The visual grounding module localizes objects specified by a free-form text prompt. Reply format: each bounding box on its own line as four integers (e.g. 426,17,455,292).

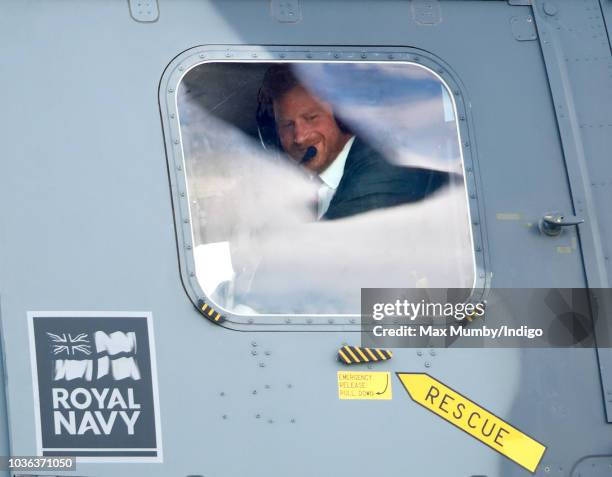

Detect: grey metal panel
0,1,608,476
531,0,612,421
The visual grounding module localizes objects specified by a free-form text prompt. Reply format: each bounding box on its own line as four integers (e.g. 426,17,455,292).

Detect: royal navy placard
28,312,163,462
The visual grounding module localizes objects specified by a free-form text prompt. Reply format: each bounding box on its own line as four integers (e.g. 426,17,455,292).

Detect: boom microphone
300,146,317,165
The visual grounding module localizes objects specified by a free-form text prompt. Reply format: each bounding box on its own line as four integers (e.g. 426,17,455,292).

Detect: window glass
178,62,474,314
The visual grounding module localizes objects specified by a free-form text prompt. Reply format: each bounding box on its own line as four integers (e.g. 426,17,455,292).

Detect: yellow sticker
338,371,392,400
496,213,522,220
396,373,546,473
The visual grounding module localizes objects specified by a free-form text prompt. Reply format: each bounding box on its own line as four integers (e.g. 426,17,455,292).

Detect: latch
539,213,584,236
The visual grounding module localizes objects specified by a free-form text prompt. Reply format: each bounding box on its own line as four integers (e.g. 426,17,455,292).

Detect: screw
425,362,431,368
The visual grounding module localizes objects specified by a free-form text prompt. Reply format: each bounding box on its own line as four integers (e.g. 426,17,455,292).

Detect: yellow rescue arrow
396,373,546,473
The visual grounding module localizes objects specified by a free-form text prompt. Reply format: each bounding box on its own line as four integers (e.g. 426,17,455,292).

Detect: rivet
466,166,472,172
334,53,340,58
464,141,470,148
264,350,271,356
265,384,271,389
285,318,292,324
470,193,476,199
180,192,185,197
413,56,420,62
177,165,182,171
268,419,274,424
186,244,192,250
388,54,394,59
174,139,180,145
252,390,257,395
544,465,551,473
290,418,296,423
170,113,176,119
252,53,258,58
287,384,293,389
429,349,436,356
306,318,313,324
417,350,423,356
225,52,232,58
199,53,205,58
255,414,261,419
279,53,286,58
437,69,444,74
248,318,254,324
454,90,460,96
251,350,258,356
306,53,312,59
350,318,357,324
184,218,189,224
459,115,466,121
476,245,482,252
473,220,479,226
251,341,258,347
168,88,174,93
328,319,334,324
222,414,228,419
259,362,265,368
178,66,184,71
424,361,431,368
361,53,367,58
219,392,225,397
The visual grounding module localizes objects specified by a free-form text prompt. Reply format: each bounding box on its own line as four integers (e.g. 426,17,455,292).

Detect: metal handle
539,213,584,236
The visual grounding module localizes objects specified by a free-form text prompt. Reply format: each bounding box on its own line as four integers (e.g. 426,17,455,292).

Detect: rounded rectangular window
175,59,477,315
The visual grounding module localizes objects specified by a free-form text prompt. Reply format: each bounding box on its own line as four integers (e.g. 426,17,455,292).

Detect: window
163,48,483,319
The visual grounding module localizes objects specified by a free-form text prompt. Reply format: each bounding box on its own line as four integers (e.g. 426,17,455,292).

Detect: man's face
274,86,351,174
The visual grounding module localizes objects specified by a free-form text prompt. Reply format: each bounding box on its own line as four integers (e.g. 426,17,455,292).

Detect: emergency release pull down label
338,371,392,400
396,373,546,473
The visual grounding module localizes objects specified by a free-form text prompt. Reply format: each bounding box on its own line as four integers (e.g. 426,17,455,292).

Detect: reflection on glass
178,62,474,314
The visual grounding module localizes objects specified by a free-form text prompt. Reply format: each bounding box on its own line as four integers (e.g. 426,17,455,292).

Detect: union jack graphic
46,332,92,356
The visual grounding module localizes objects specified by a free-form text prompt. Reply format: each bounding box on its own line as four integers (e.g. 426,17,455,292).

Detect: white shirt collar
318,136,355,189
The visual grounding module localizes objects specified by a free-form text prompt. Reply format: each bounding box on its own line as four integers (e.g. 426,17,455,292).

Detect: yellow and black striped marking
197,299,225,324
338,345,392,365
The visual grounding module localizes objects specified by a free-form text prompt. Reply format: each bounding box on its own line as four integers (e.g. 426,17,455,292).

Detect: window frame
159,45,489,330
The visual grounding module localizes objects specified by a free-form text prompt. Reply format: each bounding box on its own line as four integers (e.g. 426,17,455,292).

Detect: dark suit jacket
323,138,450,220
